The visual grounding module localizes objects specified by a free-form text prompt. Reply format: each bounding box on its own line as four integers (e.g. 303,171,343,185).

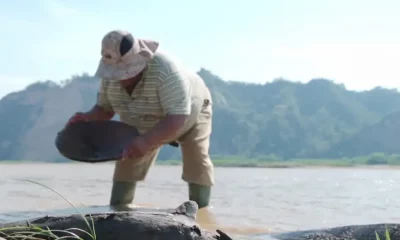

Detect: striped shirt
96,51,211,135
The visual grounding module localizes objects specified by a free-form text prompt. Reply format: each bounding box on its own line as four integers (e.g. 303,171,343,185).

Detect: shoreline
1,160,400,169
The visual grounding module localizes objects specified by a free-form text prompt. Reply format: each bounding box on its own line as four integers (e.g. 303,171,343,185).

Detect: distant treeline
2,69,400,162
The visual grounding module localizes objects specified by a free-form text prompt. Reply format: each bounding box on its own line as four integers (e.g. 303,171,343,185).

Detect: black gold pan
55,120,179,163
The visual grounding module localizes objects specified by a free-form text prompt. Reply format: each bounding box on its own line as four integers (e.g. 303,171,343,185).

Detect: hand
122,136,153,160
66,112,89,126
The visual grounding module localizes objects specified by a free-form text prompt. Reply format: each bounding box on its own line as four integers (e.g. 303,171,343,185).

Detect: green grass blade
64,228,93,238
376,231,381,240
385,227,391,240
13,179,96,240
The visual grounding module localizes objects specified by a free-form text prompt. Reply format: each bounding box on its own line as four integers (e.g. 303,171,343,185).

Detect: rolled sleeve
158,71,191,115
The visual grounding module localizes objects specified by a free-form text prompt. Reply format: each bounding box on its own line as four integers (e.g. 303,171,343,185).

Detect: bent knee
182,157,214,186
113,150,159,182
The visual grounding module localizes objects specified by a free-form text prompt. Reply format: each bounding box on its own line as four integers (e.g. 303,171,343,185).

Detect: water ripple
0,163,400,239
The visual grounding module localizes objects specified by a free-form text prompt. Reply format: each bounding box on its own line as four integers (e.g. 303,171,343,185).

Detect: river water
0,163,399,239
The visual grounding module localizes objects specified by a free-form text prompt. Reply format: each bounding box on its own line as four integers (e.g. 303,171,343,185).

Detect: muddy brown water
1,163,399,239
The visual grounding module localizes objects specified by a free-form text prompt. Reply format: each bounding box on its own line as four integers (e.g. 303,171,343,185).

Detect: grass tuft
375,226,391,240
0,179,96,240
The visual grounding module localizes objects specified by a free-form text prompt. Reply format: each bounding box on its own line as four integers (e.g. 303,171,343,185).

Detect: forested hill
1,68,400,162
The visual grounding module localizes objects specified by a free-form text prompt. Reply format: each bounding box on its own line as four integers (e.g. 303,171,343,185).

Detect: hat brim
94,54,147,81
94,38,159,81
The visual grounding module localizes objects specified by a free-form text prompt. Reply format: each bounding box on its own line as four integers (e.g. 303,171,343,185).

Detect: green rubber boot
188,183,211,209
109,181,136,211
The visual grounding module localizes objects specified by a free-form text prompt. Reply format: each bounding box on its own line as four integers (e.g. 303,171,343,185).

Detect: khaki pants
112,101,214,187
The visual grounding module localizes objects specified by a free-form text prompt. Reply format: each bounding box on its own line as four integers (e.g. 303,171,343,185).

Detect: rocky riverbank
0,201,399,240
264,223,400,240
0,201,233,240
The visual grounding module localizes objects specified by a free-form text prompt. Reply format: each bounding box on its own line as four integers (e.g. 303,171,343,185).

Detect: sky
0,0,399,98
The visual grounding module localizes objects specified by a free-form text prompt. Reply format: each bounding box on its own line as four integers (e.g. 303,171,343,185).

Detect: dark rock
0,201,232,240
268,223,400,240
1,201,399,240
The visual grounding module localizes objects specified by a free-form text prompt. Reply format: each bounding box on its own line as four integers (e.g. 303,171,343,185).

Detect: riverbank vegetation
2,152,400,168
157,152,400,168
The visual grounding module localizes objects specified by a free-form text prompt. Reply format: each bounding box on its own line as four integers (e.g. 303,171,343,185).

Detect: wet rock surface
0,201,232,240
266,223,400,240
1,201,399,240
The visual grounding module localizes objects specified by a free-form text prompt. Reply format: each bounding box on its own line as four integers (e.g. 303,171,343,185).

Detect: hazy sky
1,0,399,98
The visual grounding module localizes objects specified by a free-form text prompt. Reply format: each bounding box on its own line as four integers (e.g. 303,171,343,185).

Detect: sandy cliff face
0,77,99,161
18,80,99,161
